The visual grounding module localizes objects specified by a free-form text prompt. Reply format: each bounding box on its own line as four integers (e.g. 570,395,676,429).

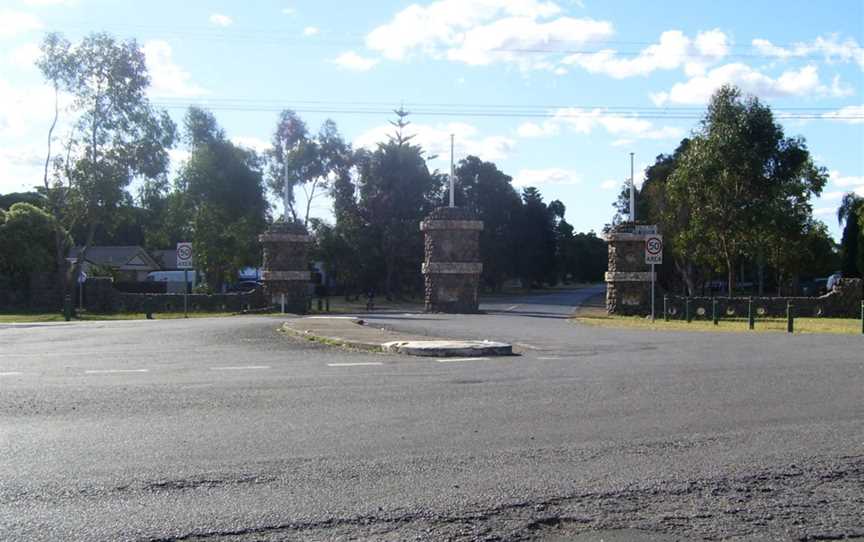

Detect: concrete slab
280,316,513,357
382,340,512,357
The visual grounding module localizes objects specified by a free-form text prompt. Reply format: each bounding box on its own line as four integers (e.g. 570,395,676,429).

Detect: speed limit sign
645,235,663,265
176,242,194,269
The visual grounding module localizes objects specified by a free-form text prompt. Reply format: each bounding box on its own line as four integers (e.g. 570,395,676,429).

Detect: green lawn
0,311,241,323
573,314,863,335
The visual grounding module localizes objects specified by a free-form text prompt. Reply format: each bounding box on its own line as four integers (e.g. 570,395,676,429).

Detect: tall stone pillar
259,221,311,314
604,222,656,315
420,207,483,313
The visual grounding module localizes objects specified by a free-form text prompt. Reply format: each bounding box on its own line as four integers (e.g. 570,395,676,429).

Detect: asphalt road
1,288,862,541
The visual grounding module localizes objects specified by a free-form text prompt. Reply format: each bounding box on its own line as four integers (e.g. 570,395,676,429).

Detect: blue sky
1,0,862,240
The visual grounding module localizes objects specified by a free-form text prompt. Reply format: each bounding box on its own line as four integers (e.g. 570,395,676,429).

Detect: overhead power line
54,22,863,60
148,98,864,121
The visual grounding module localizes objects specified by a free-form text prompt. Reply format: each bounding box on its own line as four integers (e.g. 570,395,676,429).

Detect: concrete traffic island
280,316,513,357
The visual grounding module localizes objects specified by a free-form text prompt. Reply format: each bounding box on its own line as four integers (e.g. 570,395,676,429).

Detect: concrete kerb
279,316,513,357
382,340,512,357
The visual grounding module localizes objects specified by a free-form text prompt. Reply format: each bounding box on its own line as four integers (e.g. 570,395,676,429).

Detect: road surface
1,288,862,541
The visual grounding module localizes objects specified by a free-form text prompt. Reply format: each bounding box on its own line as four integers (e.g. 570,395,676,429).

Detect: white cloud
651,63,842,105
22,0,78,5
332,51,379,72
814,207,835,217
563,29,729,78
821,191,846,201
600,179,620,190
823,170,864,198
281,7,296,16
517,120,559,138
209,13,233,27
303,26,320,37
0,141,60,195
0,10,43,39
0,79,61,139
517,108,683,141
364,0,612,72
354,121,515,162
514,168,581,187
6,42,41,70
142,40,208,98
695,29,729,58
752,34,864,69
822,104,864,124
231,136,272,154
829,170,864,190
446,16,613,69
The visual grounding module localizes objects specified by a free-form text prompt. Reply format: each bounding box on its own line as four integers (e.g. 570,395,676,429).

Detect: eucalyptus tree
266,111,351,226
177,107,268,290
837,192,863,278
36,32,176,289
666,85,826,295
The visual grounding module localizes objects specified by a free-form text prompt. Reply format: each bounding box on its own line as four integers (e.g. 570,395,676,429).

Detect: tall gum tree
36,32,176,291
666,85,826,296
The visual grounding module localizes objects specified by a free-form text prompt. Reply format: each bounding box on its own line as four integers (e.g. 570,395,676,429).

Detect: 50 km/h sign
176,242,194,269
645,234,663,265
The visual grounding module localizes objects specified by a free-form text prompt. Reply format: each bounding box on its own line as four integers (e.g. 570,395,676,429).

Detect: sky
1,0,862,240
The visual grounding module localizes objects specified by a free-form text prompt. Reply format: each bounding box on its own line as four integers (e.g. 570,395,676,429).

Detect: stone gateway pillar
259,221,311,314
604,222,657,316
420,207,483,313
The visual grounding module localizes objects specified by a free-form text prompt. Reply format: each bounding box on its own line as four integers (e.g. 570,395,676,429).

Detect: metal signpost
645,234,663,321
176,242,194,318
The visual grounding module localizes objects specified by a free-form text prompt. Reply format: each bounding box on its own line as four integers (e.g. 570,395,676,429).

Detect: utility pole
629,152,636,222
449,134,455,208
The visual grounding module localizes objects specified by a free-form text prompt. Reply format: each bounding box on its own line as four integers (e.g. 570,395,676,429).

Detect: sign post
176,242,194,318
645,234,663,321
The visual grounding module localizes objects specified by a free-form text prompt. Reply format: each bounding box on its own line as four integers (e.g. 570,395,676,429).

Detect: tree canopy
630,85,829,296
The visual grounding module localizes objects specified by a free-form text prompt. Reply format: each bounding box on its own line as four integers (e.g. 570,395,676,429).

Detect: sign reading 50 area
176,242,194,269
645,234,663,265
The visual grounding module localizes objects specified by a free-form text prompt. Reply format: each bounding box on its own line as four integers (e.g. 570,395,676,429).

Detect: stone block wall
259,221,311,314
421,207,483,313
605,222,657,316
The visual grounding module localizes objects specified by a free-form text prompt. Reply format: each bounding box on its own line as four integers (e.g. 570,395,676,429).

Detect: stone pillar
604,222,656,315
420,207,483,313
259,221,311,314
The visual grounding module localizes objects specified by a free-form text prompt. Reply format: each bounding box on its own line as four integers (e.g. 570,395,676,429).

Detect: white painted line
505,305,519,311
436,357,492,363
0,371,23,376
537,356,563,360
327,362,383,367
84,369,149,374
514,342,542,351
209,366,271,371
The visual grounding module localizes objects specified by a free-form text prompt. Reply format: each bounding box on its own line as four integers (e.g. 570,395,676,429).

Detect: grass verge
573,314,863,335
0,311,241,323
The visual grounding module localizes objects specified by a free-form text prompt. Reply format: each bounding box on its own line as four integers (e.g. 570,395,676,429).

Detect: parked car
146,270,197,294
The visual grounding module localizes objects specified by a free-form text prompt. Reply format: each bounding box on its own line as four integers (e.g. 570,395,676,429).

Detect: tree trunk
727,261,735,298
674,258,695,296
757,250,765,296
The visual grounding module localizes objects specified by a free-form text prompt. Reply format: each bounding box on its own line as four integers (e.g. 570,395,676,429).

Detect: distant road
1,288,862,541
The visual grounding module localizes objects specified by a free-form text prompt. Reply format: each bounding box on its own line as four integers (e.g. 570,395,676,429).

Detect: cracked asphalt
1,287,862,541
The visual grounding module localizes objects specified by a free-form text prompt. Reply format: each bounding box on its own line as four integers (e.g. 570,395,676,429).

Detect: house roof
71,246,161,271
152,249,177,270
